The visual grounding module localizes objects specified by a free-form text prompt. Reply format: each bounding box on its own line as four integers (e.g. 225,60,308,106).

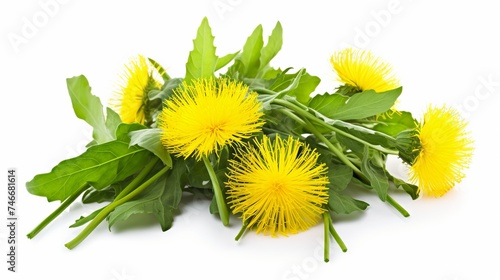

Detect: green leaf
115,123,146,140
258,22,283,73
309,87,402,120
269,69,320,104
361,147,389,201
265,109,304,137
391,176,419,200
129,128,172,167
82,187,115,204
328,190,369,214
215,51,240,71
107,160,186,231
81,175,131,204
148,57,171,81
373,111,417,137
260,67,282,80
274,69,305,98
326,163,353,192
184,17,217,83
336,133,364,155
287,73,320,104
309,93,348,116
67,75,116,144
333,121,396,150
105,107,122,138
349,177,373,190
185,158,211,189
149,78,183,101
26,133,151,202
231,24,264,78
314,149,358,197
335,84,361,96
69,207,103,228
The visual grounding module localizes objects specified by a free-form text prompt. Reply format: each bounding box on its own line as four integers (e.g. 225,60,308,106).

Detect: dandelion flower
330,48,399,93
227,135,329,236
409,105,474,197
111,55,162,124
158,78,264,160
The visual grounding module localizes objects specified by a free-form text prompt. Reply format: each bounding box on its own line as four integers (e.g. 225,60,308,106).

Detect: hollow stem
273,98,410,218
387,195,410,217
65,165,170,249
303,119,363,177
202,156,229,226
27,183,90,239
235,222,247,241
323,212,330,262
328,214,347,252
272,99,398,155
115,157,159,201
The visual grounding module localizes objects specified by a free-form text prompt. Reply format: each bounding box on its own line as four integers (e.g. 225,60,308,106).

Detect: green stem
274,99,410,218
115,157,159,201
327,124,398,155
323,212,330,262
253,87,279,96
272,99,398,155
305,118,410,218
328,214,347,252
27,183,90,239
277,108,307,126
386,195,410,217
202,156,229,226
303,119,363,177
235,222,247,241
65,165,170,249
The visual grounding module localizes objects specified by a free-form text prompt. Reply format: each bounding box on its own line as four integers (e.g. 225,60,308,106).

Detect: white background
1,1,499,279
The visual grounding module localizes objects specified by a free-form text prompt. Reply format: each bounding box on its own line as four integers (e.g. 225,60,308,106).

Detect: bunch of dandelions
25,18,475,264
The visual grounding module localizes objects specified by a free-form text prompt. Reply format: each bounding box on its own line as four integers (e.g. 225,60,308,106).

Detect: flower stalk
65,165,170,249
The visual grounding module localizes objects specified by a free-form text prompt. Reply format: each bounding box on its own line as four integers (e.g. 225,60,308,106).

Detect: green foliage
108,160,185,231
215,51,240,71
67,75,118,144
184,17,218,83
373,111,417,136
148,57,171,82
361,147,390,201
26,133,151,202
309,87,402,120
149,78,183,101
228,21,283,79
258,22,283,74
130,128,172,167
27,19,432,251
328,190,369,214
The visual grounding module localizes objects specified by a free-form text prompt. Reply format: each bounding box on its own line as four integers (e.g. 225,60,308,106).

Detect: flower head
409,105,474,197
158,78,264,160
227,135,329,236
330,48,399,93
111,55,162,124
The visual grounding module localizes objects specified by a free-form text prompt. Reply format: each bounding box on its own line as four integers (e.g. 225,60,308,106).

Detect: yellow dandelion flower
409,105,474,197
158,78,264,160
227,135,329,236
330,48,399,93
111,55,162,124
